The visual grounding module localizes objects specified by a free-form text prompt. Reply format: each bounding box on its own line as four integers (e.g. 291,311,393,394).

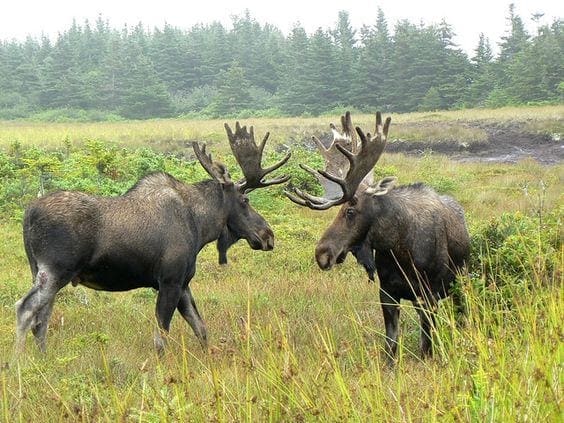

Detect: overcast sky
0,1,561,55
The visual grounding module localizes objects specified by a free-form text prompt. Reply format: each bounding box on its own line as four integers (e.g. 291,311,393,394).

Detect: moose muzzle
248,227,274,251
315,244,341,271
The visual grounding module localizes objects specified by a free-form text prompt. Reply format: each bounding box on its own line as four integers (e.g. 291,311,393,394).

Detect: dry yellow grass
1,104,562,152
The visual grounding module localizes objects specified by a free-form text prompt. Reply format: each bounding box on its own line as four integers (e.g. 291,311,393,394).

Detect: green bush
469,208,562,308
484,88,517,109
0,140,292,218
0,142,168,216
280,146,324,196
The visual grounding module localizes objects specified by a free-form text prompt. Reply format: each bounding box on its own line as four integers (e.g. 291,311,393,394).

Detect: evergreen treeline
0,5,562,120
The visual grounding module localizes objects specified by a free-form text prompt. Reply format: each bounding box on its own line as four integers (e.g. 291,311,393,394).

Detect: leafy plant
469,207,562,310
280,146,324,196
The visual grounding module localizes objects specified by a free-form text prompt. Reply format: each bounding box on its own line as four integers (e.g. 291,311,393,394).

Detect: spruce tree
305,28,340,114
466,33,496,106
149,24,186,94
0,9,560,118
494,2,530,101
354,7,393,109
506,20,563,103
499,3,529,63
208,61,252,116
118,33,173,119
278,24,310,115
331,11,357,106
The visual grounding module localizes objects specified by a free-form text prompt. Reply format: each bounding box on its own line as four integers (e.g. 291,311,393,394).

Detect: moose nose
315,245,335,270
260,227,274,251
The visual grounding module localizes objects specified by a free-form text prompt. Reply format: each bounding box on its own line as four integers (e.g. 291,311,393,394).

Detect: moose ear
366,176,397,197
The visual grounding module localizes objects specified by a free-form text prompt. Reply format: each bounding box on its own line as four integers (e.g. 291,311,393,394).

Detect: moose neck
184,180,229,251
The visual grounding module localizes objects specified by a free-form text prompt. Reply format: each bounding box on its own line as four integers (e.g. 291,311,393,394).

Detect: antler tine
288,111,391,211
383,116,392,138
330,111,355,143
343,110,360,153
285,187,344,210
316,169,347,189
249,173,291,190
329,122,342,144
245,149,291,192
311,135,328,154
309,112,359,199
376,110,382,130
262,150,291,175
334,142,355,164
224,122,290,193
192,142,232,185
286,188,333,209
355,113,391,151
293,187,329,205
298,163,344,200
299,163,320,179
257,129,268,155
340,111,353,137
284,189,309,207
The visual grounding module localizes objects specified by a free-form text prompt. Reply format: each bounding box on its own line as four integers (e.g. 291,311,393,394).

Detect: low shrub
468,208,562,309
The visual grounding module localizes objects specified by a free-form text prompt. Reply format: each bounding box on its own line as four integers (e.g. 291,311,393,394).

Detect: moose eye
345,208,356,219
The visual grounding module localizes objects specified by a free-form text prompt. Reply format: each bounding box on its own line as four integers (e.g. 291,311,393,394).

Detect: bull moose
15,122,290,355
287,112,470,360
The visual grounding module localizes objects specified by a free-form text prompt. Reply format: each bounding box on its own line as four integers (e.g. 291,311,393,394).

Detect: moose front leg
216,228,239,265
350,241,376,282
380,289,400,361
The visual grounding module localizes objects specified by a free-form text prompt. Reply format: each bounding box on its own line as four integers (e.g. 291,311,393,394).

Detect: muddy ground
385,121,563,165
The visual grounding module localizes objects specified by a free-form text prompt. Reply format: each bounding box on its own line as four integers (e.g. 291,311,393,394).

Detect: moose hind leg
415,300,437,358
15,269,59,354
154,285,183,355
31,296,56,353
451,284,467,327
177,288,208,349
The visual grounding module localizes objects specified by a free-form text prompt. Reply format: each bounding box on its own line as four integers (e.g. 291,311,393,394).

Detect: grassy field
1,105,563,153
0,107,562,421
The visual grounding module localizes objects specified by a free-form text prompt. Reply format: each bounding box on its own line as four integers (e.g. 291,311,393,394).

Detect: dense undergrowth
0,120,562,421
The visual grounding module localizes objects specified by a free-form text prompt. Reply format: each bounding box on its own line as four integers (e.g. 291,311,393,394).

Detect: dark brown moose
16,123,290,355
287,112,470,360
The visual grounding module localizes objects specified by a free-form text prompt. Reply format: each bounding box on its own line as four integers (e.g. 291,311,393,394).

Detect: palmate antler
308,111,376,199
225,122,291,192
286,111,391,210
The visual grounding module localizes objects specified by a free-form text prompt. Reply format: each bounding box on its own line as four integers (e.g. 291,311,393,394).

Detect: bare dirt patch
386,121,563,164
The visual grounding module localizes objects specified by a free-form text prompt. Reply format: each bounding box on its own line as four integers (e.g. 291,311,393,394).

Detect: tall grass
0,111,562,421
1,228,560,421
